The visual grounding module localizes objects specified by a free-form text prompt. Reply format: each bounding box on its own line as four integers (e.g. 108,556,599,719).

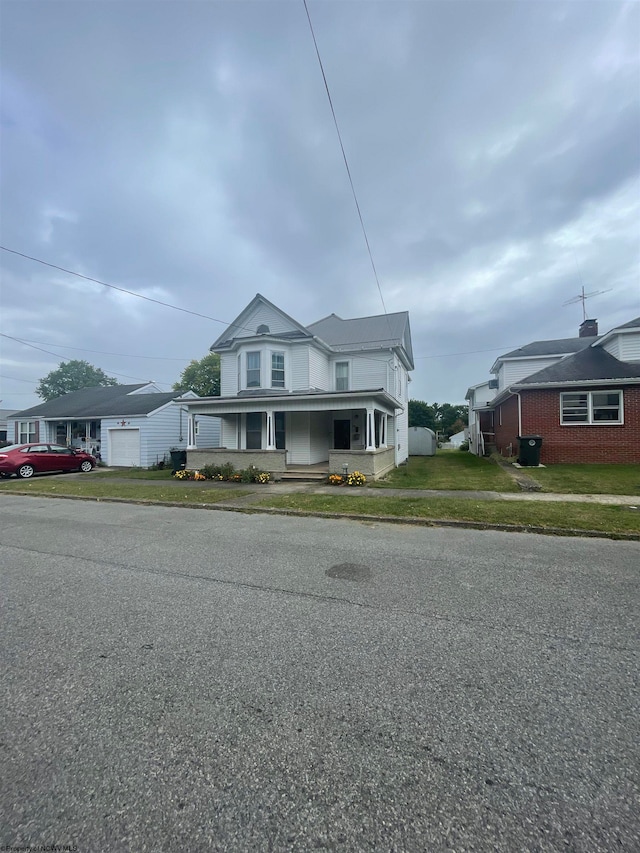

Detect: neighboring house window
237,355,241,392
246,352,261,388
19,421,36,443
560,391,623,424
336,362,349,391
246,412,262,449
271,352,285,388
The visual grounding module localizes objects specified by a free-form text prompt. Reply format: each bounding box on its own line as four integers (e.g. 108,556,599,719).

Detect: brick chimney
579,318,598,337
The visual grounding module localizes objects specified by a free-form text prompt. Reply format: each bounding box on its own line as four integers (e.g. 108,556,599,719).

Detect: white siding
233,304,300,339
620,333,640,363
287,412,310,464
220,354,238,396
309,412,330,463
350,354,387,392
602,338,621,359
309,348,330,390
503,356,563,385
291,348,309,391
221,416,238,448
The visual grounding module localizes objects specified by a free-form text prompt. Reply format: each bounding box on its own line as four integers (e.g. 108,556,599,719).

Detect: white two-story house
182,294,414,480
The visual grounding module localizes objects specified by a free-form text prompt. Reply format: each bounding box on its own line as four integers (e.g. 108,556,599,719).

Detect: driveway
1,495,638,851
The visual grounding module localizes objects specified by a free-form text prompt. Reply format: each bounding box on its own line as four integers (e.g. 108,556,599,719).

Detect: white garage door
109,428,140,467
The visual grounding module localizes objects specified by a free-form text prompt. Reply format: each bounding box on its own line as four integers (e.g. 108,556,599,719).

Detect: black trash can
170,449,187,473
517,435,543,467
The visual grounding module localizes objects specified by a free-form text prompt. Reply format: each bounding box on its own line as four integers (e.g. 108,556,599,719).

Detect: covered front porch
45,419,101,457
180,389,400,481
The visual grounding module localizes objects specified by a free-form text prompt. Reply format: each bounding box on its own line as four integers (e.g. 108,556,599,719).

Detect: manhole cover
326,563,372,582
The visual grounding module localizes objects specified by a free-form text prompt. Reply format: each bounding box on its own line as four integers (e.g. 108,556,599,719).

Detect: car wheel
17,464,35,479
80,460,94,473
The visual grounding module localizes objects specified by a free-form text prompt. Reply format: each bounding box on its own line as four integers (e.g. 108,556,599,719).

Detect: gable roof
9,384,187,419
515,346,640,387
211,293,312,349
610,316,640,331
308,310,414,368
496,336,597,361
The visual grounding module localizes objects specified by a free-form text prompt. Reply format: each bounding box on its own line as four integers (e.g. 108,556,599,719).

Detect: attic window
257,324,270,334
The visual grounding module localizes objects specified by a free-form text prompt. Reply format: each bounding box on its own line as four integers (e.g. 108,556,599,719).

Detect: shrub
458,440,470,452
345,471,366,487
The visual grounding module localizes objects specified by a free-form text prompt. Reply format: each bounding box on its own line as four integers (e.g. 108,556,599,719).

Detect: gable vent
256,324,270,334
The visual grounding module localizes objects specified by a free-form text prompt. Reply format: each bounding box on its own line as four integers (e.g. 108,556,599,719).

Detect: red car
0,443,97,479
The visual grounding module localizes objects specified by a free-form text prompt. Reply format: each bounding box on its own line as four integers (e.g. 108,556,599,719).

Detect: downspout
515,390,522,437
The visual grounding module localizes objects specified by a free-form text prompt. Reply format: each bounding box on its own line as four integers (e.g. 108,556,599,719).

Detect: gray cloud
1,0,638,410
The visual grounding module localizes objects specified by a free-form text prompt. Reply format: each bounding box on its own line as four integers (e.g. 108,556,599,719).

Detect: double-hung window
560,391,623,425
271,352,285,388
335,361,349,392
19,421,36,443
246,351,261,388
246,412,262,449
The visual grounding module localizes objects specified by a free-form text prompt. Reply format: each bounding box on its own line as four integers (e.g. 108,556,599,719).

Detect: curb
3,490,639,542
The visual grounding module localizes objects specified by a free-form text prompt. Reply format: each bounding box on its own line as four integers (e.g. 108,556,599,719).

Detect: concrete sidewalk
85,469,640,506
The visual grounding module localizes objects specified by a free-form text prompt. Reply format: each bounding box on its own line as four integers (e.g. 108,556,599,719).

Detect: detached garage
7,383,221,468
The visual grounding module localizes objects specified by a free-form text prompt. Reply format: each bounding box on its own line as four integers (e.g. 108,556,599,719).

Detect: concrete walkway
84,469,640,506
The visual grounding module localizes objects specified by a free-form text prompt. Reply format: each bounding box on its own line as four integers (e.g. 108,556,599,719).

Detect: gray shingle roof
498,336,598,360
9,385,186,419
613,316,640,330
517,347,640,385
307,311,413,365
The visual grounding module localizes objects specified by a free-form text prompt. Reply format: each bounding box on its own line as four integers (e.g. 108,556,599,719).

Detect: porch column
265,409,276,450
187,413,197,449
366,407,375,451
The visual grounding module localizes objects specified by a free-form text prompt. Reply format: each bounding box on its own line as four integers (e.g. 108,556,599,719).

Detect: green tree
436,404,468,437
36,360,118,401
173,353,221,397
409,400,469,435
408,400,436,429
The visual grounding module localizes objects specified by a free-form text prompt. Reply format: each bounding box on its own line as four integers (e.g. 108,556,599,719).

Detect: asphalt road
1,494,638,852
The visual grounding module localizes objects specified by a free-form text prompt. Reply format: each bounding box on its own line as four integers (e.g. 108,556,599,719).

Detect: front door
333,419,350,450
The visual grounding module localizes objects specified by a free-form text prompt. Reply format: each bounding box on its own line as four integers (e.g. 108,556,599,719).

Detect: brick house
467,317,640,464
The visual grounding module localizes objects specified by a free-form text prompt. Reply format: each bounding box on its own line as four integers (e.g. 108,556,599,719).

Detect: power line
14,338,191,362
0,374,38,384
0,333,156,384
0,245,255,332
0,246,526,362
302,0,388,317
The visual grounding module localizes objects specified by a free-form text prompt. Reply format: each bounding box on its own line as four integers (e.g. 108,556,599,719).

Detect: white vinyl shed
408,427,436,456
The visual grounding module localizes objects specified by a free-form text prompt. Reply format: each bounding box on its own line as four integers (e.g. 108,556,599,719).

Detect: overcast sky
1,0,639,412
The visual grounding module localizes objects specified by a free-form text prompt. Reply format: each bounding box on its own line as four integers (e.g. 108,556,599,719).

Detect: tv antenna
563,286,612,322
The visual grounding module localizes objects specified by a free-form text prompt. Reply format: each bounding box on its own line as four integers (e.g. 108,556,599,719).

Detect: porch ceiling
180,389,399,417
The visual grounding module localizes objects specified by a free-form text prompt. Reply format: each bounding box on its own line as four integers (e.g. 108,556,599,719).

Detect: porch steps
280,468,328,482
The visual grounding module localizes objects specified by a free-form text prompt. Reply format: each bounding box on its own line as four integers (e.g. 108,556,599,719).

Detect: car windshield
0,444,24,453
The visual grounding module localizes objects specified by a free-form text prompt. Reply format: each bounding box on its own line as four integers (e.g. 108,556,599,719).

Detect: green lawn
0,478,249,504
88,467,175,479
524,463,640,495
254,493,640,536
373,451,518,492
